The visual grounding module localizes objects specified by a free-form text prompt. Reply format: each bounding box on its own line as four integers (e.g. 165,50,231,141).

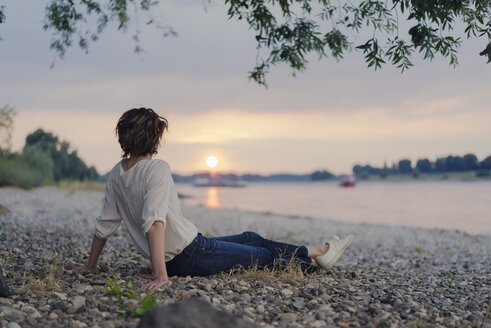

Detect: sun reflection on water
205,187,220,208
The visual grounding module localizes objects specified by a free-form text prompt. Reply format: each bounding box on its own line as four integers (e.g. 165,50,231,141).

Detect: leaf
141,294,157,311
479,42,491,63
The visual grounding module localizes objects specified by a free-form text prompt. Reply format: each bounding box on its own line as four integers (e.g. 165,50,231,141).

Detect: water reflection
205,187,220,208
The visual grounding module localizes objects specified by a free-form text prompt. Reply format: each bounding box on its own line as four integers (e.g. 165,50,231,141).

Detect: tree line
0,106,99,188
353,154,491,179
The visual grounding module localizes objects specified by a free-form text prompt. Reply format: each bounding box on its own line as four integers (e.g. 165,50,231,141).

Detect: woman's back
96,159,198,261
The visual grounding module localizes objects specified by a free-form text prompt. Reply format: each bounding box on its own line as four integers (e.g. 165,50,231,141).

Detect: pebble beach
0,186,490,327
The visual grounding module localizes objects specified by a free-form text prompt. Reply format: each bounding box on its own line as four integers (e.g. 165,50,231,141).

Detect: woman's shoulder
107,161,123,179
146,159,171,176
148,159,170,169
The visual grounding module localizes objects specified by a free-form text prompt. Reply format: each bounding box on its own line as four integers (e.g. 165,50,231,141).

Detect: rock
48,312,58,320
52,300,70,311
99,321,117,328
0,306,25,321
309,321,326,328
292,298,304,310
138,298,255,328
8,323,22,328
52,292,68,301
280,289,294,298
28,310,42,319
239,293,251,302
11,288,27,296
23,260,35,271
279,313,297,323
71,296,86,311
99,263,110,272
0,270,10,298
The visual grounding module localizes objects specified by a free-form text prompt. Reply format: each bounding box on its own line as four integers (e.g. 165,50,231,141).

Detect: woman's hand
142,276,173,291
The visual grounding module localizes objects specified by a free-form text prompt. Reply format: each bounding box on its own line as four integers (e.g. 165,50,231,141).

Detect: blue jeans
165,232,314,276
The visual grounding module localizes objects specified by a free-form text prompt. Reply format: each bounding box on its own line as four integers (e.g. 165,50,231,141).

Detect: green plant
287,230,296,238
105,277,138,299
131,293,157,316
448,251,454,258
106,277,159,318
117,292,158,318
414,247,424,254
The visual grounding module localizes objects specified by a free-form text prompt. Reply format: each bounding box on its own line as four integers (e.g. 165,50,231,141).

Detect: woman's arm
142,221,172,291
76,235,107,272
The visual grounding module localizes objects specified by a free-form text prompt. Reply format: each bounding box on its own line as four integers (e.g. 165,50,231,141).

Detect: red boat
340,175,356,187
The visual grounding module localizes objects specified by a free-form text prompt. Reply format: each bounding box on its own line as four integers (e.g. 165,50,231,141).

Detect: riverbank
0,187,489,327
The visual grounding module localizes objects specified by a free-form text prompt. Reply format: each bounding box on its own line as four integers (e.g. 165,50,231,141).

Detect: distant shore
352,172,491,182
0,187,489,327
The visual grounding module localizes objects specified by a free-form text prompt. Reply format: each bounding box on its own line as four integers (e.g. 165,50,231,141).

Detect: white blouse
95,159,198,262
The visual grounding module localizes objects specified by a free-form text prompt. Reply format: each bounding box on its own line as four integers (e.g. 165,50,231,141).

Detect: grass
222,254,310,283
414,247,425,254
56,179,106,191
23,260,62,292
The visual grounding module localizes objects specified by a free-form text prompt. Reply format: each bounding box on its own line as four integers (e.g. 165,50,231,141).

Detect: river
176,180,491,235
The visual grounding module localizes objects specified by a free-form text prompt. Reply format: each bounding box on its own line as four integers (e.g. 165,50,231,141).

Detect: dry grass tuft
223,254,312,283
24,261,62,292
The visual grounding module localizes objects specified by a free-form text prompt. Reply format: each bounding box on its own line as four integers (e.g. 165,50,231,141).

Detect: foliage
353,153,491,178
41,0,177,62
24,128,99,181
0,105,16,151
416,159,432,173
0,1,489,85
0,152,50,189
105,277,159,318
127,293,157,317
0,126,99,189
310,169,335,180
105,277,138,298
398,159,412,174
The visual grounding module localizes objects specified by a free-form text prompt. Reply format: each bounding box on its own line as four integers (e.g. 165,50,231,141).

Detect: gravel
0,186,490,328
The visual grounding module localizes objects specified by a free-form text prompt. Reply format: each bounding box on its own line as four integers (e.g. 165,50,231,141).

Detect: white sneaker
316,234,355,270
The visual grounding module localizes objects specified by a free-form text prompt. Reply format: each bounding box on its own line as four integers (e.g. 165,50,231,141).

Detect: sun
206,155,218,168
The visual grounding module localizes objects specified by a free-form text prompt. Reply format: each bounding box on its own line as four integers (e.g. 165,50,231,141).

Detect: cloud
1,0,489,115
11,104,491,174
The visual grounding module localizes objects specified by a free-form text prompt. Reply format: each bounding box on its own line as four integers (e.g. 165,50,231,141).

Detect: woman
78,108,354,291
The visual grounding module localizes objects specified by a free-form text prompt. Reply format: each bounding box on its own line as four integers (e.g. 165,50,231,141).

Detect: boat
340,175,356,187
192,176,246,188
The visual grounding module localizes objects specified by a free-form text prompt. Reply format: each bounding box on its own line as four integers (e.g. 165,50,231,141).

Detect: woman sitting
77,108,354,291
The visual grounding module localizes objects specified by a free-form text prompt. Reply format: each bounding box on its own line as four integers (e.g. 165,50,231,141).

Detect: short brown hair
116,108,168,158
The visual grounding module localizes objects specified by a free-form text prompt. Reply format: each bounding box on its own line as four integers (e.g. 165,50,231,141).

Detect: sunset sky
1,1,490,175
